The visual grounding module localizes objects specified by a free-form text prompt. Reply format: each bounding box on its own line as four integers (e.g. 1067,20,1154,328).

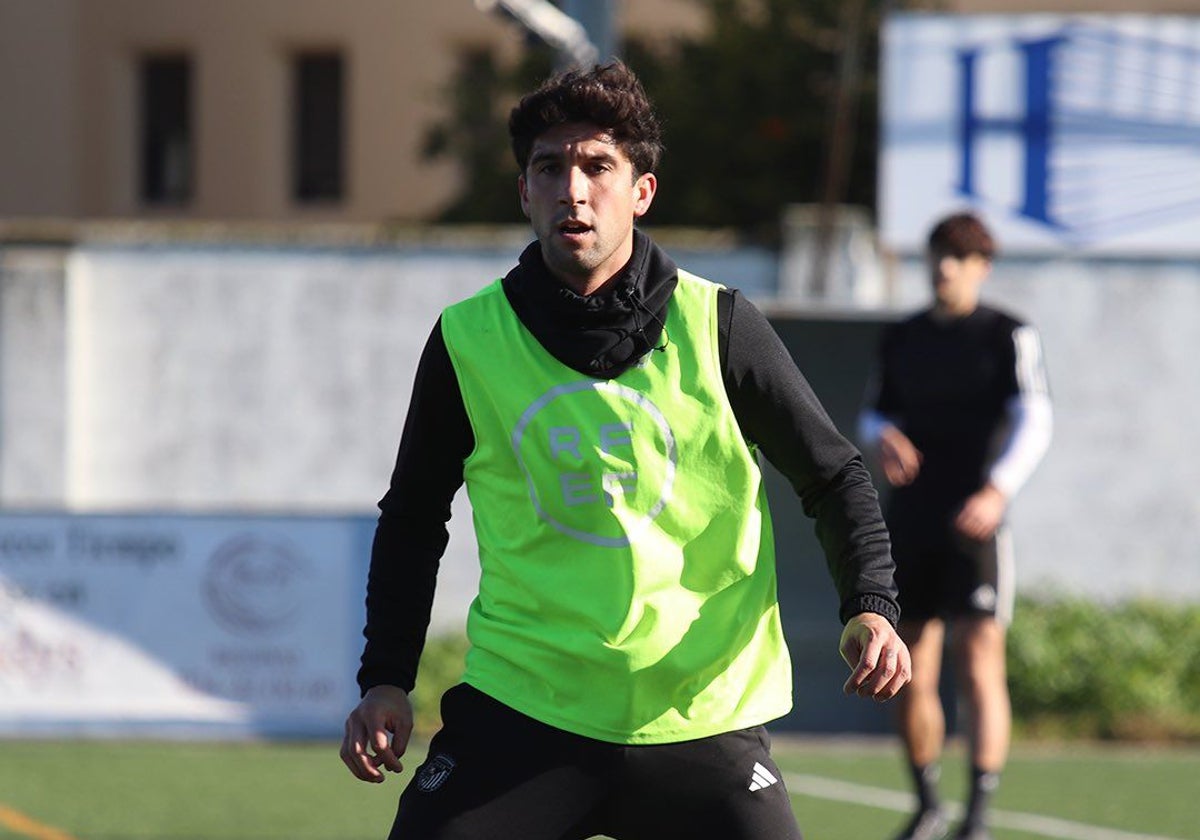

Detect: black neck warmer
501,229,679,379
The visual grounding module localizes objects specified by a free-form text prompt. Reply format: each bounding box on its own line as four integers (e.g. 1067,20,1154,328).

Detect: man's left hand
955,482,1007,541
839,612,911,702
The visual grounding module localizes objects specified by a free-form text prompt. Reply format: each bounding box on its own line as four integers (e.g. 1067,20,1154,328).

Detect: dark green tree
422,0,883,238
421,46,554,224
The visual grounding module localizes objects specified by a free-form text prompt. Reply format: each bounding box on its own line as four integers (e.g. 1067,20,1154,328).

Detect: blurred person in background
341,60,911,840
859,212,1053,840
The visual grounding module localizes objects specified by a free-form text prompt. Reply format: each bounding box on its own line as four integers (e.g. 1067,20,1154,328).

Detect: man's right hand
340,684,413,783
879,425,923,487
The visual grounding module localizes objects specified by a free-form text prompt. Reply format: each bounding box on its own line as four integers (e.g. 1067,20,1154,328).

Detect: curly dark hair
928,212,997,259
508,61,664,176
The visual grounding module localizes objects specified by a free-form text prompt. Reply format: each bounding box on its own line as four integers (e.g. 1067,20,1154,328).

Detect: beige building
1,0,1196,224
0,0,703,224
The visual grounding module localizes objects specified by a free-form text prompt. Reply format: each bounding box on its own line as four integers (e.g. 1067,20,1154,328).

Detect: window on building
293,52,345,202
139,55,193,205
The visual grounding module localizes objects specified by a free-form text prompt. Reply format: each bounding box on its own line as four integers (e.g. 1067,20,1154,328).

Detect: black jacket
358,230,898,694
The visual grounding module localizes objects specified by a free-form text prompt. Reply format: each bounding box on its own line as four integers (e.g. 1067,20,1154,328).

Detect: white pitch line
784,773,1187,840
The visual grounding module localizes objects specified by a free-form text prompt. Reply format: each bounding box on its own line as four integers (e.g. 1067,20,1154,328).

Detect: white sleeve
856,371,895,448
857,408,892,449
988,325,1053,497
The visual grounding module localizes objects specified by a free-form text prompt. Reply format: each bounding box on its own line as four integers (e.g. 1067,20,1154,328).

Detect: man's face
518,122,656,295
928,248,990,314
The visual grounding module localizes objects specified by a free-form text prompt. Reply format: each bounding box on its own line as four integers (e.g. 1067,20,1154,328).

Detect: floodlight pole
810,0,867,299
560,0,617,64
474,0,603,69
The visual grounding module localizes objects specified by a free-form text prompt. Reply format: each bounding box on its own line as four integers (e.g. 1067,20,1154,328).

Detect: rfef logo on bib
511,381,676,548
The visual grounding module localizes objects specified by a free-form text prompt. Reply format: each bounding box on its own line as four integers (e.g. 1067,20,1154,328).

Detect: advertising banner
881,14,1200,256
0,513,373,737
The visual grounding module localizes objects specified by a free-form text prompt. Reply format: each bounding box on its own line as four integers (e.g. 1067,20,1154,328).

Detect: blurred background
1,0,1198,753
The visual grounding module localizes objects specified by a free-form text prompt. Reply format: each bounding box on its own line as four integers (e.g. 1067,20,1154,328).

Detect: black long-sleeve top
358,232,898,695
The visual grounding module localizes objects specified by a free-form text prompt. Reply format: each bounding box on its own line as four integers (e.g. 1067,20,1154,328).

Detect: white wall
63,241,516,632
0,247,68,506
1,236,1196,625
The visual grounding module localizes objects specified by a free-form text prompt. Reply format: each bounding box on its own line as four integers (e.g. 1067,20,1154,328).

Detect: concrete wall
3,230,1197,733
0,247,69,506
2,234,1196,629
0,229,776,632
55,234,773,510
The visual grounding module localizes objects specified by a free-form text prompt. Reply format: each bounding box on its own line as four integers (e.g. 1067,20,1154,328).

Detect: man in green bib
341,61,910,839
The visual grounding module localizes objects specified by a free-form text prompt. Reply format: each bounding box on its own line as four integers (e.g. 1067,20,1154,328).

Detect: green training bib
440,270,793,743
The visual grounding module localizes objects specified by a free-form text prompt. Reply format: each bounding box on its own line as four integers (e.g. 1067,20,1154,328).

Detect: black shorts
887,505,1014,625
388,684,803,840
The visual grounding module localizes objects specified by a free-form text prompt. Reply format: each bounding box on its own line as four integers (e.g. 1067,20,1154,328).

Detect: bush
410,635,469,737
411,596,1200,742
1007,595,1200,741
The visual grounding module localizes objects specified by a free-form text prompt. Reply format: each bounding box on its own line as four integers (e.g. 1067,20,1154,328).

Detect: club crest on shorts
970,584,997,611
415,753,457,792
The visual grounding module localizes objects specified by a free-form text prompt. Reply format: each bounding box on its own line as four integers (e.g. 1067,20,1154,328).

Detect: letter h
956,34,1067,230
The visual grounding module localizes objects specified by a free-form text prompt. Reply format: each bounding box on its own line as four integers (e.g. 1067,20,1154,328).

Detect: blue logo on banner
955,23,1200,244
